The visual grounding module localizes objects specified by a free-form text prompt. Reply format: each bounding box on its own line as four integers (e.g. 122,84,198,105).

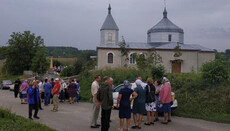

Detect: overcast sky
0,0,230,51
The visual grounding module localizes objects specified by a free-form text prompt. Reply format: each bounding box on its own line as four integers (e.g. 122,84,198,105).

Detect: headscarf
123,80,130,88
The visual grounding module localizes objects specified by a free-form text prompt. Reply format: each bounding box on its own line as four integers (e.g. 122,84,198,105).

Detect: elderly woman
144,78,156,125
117,80,138,131
154,80,162,122
160,77,172,124
68,79,77,104
132,80,146,129
28,80,40,120
20,80,29,104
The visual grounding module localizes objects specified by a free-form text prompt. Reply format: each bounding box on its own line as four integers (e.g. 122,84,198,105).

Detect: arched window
130,53,136,64
108,53,113,63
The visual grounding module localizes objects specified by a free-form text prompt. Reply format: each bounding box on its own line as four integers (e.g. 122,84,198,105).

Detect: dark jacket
28,86,40,104
145,84,156,103
97,82,113,110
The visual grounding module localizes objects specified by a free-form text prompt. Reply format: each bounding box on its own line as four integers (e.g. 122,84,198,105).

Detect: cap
55,78,59,81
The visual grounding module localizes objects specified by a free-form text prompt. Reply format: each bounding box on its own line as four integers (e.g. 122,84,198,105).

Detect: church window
108,33,112,41
108,53,113,63
168,34,172,42
130,53,136,64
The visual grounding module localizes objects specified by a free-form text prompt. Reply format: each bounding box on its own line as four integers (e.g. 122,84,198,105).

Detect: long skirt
20,91,27,100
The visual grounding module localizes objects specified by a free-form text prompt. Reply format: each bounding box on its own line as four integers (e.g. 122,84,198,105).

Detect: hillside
45,46,96,58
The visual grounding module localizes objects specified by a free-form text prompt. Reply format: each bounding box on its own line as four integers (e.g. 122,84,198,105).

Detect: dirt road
0,90,230,131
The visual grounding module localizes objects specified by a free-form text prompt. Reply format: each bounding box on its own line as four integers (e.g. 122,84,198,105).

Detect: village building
97,5,215,73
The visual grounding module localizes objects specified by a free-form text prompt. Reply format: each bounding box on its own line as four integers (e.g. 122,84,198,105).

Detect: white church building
97,5,215,73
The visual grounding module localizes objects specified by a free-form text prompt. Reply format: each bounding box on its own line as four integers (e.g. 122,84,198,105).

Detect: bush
61,66,75,77
201,60,229,85
151,65,165,80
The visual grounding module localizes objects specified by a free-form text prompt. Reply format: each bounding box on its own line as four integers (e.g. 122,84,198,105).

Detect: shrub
151,65,165,80
201,60,229,85
61,66,75,77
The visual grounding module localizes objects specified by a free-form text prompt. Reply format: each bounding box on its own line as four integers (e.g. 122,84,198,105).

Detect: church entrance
171,60,182,73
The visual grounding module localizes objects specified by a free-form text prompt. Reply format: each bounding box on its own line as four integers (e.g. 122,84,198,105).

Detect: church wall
149,32,183,43
97,48,121,69
197,52,215,71
156,50,198,73
100,30,118,44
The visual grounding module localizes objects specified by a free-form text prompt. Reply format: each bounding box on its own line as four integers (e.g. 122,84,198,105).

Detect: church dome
147,8,184,34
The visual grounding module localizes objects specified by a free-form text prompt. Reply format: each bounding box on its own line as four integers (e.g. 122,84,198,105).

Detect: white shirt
91,80,99,96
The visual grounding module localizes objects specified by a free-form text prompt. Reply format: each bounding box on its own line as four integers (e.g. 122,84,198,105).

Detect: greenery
151,65,165,80
201,59,229,85
167,73,230,123
3,31,47,75
46,47,96,58
0,108,55,131
31,46,48,74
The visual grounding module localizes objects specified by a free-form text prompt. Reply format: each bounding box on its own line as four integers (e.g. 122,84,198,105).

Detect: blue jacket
28,86,39,104
44,82,52,93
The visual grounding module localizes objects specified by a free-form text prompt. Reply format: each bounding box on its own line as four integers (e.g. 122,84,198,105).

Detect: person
59,80,66,102
155,80,162,122
51,78,61,112
117,80,138,131
90,75,101,128
132,80,146,129
50,78,55,104
20,80,29,104
64,80,69,100
160,77,172,124
97,76,113,131
44,79,52,106
76,80,80,102
14,78,21,98
38,80,43,110
28,80,40,120
68,79,77,104
144,78,156,125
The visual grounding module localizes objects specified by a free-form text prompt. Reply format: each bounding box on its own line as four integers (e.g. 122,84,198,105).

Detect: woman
59,80,66,102
28,80,40,120
20,80,29,104
132,79,146,129
155,80,162,122
144,78,156,125
68,79,77,104
117,80,138,131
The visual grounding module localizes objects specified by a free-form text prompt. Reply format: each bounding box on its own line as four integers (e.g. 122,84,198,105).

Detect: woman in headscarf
132,80,146,129
20,80,29,104
144,78,156,125
117,80,137,131
68,79,77,104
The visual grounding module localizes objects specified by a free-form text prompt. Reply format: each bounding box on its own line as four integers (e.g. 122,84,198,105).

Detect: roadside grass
0,74,30,82
0,107,55,131
49,57,77,66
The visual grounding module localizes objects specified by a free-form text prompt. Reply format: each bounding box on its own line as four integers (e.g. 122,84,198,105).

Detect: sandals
144,122,151,126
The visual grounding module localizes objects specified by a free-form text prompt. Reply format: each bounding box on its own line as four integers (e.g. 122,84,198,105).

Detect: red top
52,82,61,95
160,83,172,104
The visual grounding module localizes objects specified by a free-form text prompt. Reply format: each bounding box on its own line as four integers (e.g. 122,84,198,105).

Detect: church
97,5,215,73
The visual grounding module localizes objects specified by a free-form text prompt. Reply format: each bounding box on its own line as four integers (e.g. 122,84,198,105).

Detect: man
51,78,61,112
90,75,101,128
14,78,21,98
97,76,113,131
50,78,55,104
160,77,172,124
44,79,52,106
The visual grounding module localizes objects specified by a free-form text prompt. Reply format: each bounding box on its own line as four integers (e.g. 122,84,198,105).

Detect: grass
0,107,55,131
0,74,30,82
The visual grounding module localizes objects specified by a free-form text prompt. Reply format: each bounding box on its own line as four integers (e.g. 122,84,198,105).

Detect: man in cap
51,78,61,112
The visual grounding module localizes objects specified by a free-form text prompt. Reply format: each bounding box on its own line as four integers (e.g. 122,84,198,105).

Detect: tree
4,31,45,75
31,46,48,74
225,49,230,59
118,36,129,67
0,46,8,60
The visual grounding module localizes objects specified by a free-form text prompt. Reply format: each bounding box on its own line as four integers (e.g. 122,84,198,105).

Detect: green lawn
0,108,55,131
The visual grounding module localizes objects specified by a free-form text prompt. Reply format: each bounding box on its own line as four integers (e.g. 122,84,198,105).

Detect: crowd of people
13,77,81,120
13,75,172,131
90,75,172,131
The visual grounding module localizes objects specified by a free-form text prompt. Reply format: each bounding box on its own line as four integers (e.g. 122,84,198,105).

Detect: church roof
98,42,214,52
147,8,184,34
100,4,119,31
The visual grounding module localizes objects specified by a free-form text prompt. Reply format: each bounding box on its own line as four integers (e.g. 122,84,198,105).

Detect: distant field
48,57,77,66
